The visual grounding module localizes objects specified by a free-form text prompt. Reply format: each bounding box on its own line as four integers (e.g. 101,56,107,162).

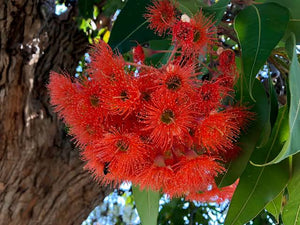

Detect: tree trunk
0,1,109,224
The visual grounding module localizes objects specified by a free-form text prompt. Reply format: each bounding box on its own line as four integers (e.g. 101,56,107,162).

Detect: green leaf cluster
223,3,300,225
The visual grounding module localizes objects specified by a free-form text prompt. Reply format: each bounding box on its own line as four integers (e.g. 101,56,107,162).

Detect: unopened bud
217,47,224,55
181,14,191,23
166,64,175,72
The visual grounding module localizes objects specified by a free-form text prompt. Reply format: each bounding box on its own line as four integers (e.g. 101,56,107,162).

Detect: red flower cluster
48,0,253,202
145,0,216,55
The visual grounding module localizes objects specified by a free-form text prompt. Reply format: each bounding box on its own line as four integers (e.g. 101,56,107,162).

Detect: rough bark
0,1,109,224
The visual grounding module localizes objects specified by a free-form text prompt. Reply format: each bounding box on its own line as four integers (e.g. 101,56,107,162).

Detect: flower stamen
161,109,175,124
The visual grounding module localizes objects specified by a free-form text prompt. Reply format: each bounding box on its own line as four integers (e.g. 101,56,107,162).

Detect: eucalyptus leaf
251,105,290,166
265,190,284,223
132,185,160,225
282,153,300,225
234,3,289,100
275,34,300,161
225,161,289,224
256,0,300,43
257,33,300,165
108,0,162,53
224,106,290,225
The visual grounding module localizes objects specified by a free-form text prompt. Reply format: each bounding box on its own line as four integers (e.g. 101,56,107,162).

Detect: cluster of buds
48,0,252,202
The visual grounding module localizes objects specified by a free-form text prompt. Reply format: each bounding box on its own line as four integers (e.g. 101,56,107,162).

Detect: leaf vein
113,20,148,51
294,204,300,225
290,99,300,133
230,107,287,225
249,5,261,102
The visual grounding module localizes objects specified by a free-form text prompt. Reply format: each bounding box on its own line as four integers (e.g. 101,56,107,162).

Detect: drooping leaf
224,160,289,225
271,34,300,163
282,153,300,225
234,3,289,100
257,33,300,165
256,0,300,43
220,3,290,184
224,106,290,225
108,0,162,53
132,185,160,225
265,190,284,223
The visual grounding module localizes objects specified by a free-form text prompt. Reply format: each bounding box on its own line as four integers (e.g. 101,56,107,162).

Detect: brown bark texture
0,1,109,224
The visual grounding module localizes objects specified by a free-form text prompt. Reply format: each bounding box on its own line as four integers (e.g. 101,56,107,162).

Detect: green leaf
234,3,289,100
251,105,290,166
176,0,204,16
225,162,289,224
132,185,160,225
224,107,290,225
265,190,284,223
256,0,300,44
282,153,300,225
224,161,289,225
202,0,230,23
258,33,300,165
276,34,300,161
108,0,161,53
78,0,94,19
145,39,172,66
177,0,230,23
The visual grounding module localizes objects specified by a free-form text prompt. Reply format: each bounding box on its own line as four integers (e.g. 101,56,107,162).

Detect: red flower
186,180,238,203
133,44,145,63
48,72,79,119
104,74,141,116
88,41,126,85
136,155,175,191
172,12,216,55
172,19,194,50
156,62,199,97
86,130,149,181
218,49,239,87
167,154,224,197
144,0,177,36
47,2,254,203
219,49,237,75
196,109,243,153
197,81,227,115
136,67,161,104
142,93,195,150
190,11,217,54
82,150,115,185
218,145,241,162
225,106,254,130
